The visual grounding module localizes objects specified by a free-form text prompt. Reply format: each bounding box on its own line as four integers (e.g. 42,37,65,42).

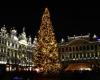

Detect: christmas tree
34,8,61,73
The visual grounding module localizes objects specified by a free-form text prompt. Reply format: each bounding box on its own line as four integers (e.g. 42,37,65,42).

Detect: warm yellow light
33,7,61,73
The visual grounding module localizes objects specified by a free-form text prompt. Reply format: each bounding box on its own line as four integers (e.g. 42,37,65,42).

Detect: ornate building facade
0,7,100,72
0,25,37,71
58,34,100,70
1,25,100,71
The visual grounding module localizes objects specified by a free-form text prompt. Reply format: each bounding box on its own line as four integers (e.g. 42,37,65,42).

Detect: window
76,47,78,51
1,48,3,53
95,45,97,50
62,48,64,52
95,53,98,57
79,46,82,50
91,53,94,57
73,54,75,58
80,53,82,58
76,54,78,58
69,47,72,51
8,41,10,46
7,51,9,56
91,45,94,50
62,55,64,59
12,43,14,47
70,54,72,58
83,46,86,50
66,47,68,51
16,44,18,48
4,48,6,53
87,45,89,50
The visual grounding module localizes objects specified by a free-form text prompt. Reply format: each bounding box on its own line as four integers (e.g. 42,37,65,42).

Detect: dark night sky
0,0,100,42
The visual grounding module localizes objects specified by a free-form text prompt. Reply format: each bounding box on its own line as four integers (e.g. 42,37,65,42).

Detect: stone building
0,25,37,71
58,34,100,70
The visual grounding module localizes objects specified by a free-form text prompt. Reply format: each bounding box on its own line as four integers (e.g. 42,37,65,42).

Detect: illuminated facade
0,8,100,72
0,25,37,71
58,34,100,70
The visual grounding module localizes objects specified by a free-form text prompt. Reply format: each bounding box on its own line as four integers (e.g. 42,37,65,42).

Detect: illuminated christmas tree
34,8,61,73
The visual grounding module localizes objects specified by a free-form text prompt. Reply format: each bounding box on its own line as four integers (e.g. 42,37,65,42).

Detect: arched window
12,43,14,47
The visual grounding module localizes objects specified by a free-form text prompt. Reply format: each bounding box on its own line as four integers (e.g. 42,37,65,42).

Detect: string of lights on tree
33,8,61,73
